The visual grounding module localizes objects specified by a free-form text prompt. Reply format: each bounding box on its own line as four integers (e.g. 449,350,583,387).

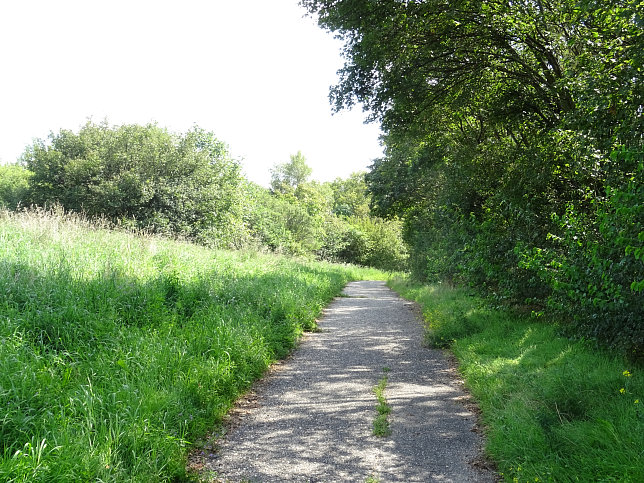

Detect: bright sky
0,0,383,186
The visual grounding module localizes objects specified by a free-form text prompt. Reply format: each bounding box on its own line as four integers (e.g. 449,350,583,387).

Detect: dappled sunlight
544,345,575,368
486,356,522,374
206,280,491,482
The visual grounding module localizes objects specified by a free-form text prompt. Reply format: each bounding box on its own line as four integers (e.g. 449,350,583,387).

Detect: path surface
202,281,495,482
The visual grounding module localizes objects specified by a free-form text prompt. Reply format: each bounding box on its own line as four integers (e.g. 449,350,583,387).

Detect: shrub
21,122,247,247
0,164,32,209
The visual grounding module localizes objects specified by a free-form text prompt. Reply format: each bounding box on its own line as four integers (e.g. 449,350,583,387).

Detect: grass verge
389,278,644,482
0,209,387,482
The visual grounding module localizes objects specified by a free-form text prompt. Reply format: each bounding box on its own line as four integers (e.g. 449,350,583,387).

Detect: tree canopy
302,0,643,357
270,150,313,194
21,121,247,246
302,0,642,142
0,164,32,210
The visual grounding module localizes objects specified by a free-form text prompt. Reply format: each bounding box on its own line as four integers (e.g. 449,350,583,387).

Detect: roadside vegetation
391,278,644,482
0,118,405,481
301,2,643,478
0,209,387,481
303,0,643,361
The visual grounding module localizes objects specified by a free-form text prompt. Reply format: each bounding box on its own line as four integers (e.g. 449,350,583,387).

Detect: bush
0,164,32,209
319,215,408,272
21,122,247,247
545,153,643,358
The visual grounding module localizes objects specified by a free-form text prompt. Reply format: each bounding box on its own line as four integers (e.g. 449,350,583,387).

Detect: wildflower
619,388,626,394
635,399,640,404
623,370,632,377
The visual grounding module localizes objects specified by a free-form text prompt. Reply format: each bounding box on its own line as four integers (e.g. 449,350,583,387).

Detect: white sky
0,0,383,186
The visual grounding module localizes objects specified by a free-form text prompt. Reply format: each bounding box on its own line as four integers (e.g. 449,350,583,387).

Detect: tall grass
390,278,644,482
0,209,383,481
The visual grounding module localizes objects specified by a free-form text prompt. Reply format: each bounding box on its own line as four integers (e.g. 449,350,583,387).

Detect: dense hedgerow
302,0,643,357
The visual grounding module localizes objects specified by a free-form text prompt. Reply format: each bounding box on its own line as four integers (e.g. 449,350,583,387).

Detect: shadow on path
202,281,496,482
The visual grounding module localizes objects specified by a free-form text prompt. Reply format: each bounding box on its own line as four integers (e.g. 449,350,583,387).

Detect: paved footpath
202,281,496,482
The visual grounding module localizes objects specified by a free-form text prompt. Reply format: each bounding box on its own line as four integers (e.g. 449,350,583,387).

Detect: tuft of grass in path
0,209,387,482
390,278,644,483
372,367,392,437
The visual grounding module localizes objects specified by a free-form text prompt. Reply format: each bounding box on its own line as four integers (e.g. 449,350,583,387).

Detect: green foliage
330,172,371,218
0,209,385,481
14,127,408,272
391,278,644,482
248,155,409,271
0,164,32,209
295,179,334,218
303,0,580,128
252,154,332,256
270,150,313,195
339,216,408,272
303,0,643,355
533,152,644,357
247,185,325,256
247,186,408,271
21,121,247,247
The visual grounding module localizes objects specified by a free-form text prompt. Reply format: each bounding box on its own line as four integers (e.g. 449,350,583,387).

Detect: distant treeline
303,0,643,358
0,121,407,272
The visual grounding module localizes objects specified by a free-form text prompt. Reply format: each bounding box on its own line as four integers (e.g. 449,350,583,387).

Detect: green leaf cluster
303,0,643,356
20,121,247,248
0,164,32,210
250,164,408,271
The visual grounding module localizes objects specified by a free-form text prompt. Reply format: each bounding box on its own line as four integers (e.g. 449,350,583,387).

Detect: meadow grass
0,209,386,482
390,278,644,482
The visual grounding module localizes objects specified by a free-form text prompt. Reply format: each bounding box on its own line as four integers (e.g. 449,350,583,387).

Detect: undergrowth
0,209,386,482
390,278,644,482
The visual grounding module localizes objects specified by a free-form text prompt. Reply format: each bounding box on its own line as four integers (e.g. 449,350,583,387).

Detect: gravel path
201,280,495,482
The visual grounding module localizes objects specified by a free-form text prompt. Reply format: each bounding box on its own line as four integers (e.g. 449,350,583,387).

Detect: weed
372,368,392,437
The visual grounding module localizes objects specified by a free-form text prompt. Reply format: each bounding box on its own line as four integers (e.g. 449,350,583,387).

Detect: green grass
372,367,392,437
0,209,386,482
389,278,644,482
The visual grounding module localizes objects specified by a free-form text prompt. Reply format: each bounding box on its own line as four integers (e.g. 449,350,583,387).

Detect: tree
21,121,248,247
302,0,582,133
270,151,313,194
303,0,644,354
